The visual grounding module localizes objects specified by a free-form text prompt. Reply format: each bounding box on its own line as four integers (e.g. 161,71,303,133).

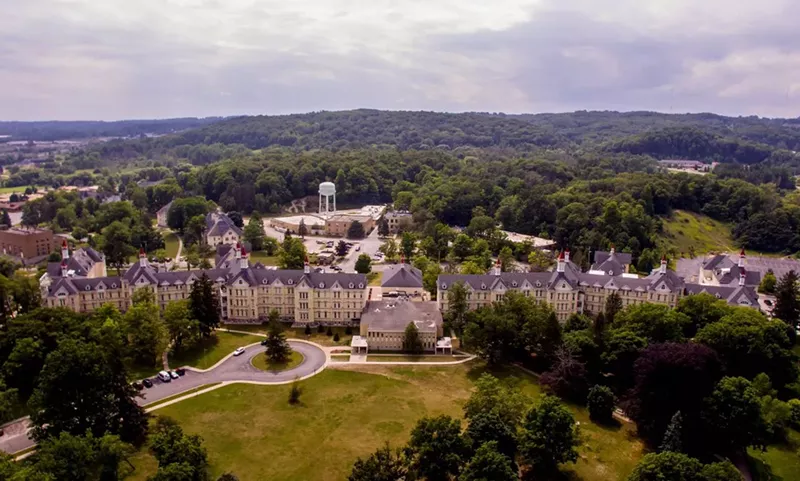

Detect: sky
2,0,799,120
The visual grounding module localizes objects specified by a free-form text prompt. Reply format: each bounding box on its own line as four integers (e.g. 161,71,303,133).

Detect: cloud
0,0,798,120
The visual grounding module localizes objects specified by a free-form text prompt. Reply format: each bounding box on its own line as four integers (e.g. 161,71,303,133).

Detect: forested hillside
0,118,223,141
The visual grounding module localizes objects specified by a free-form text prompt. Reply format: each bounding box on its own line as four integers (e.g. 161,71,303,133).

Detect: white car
169,370,179,380
157,371,171,382
233,347,246,356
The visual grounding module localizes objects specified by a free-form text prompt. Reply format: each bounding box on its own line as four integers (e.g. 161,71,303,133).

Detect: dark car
142,378,153,388
132,381,144,391
260,339,268,346
176,368,186,376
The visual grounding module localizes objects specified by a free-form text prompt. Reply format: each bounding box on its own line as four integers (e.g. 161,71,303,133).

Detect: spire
240,244,248,269
234,242,241,260
139,247,147,267
739,267,746,286
557,250,565,273
738,248,745,268
660,255,667,274
61,239,69,260
609,244,615,255
60,258,68,277
493,257,501,276
304,255,310,274
564,249,570,263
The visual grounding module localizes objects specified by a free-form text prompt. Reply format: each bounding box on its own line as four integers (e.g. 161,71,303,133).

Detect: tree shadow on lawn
169,335,221,365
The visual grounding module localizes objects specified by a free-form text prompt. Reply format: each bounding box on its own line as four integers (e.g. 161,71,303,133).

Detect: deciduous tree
407,415,468,481
518,395,579,476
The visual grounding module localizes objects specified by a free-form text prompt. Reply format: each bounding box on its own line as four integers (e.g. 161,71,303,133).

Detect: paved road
0,341,326,456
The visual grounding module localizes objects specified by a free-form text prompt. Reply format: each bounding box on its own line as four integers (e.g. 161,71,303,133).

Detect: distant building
384,211,413,234
358,299,443,352
381,261,425,300
699,250,761,287
325,214,375,237
156,201,173,228
590,248,632,275
0,226,53,261
658,159,714,171
204,213,242,246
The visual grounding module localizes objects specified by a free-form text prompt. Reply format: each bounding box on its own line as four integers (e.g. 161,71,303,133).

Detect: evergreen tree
288,379,302,405
243,215,266,251
403,322,424,354
759,269,777,294
336,240,348,257
264,310,291,364
347,220,366,239
377,218,390,238
593,311,607,342
586,385,616,423
773,270,799,341
298,218,308,238
446,282,469,336
659,411,683,453
189,273,220,337
354,254,372,274
605,291,623,323
0,210,10,227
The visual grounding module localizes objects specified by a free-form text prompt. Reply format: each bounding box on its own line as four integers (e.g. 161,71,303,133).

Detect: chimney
234,242,241,260
739,268,746,286
304,255,310,274
139,247,147,268
738,248,745,268
240,245,248,269
557,250,565,273
60,259,68,277
564,249,570,263
493,257,501,276
61,239,69,260
660,255,667,274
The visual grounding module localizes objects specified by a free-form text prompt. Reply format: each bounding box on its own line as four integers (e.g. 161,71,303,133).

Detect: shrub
326,326,333,336
317,324,324,333
289,380,302,405
304,325,312,336
345,325,353,335
586,385,616,423
789,399,800,428
333,332,340,342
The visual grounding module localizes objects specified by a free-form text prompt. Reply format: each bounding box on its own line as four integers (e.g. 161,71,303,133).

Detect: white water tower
319,182,336,218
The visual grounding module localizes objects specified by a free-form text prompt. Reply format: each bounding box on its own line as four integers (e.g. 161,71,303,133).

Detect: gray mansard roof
361,300,442,333
47,247,104,278
685,283,759,306
205,213,243,237
593,250,632,267
591,251,631,276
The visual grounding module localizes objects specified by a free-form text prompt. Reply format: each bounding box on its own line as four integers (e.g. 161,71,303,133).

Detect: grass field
289,326,353,347
163,232,180,259
169,331,261,369
661,210,735,256
330,354,350,361
127,363,162,382
145,383,223,409
249,251,279,265
748,429,800,480
251,350,304,372
125,363,645,481
0,185,45,194
367,271,382,286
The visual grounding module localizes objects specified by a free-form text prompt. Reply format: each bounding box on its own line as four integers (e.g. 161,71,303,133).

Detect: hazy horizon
3,0,799,121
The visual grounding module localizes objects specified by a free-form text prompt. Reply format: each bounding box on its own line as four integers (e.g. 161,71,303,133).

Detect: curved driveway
138,340,326,405
1,340,327,456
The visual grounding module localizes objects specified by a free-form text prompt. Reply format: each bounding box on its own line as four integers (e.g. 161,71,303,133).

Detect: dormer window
288,279,294,285
358,283,364,288
441,283,447,290
608,270,614,275
349,282,355,289
535,281,541,287
480,283,487,290
319,282,325,289
85,285,91,291
511,281,518,287
262,279,268,285
111,283,117,288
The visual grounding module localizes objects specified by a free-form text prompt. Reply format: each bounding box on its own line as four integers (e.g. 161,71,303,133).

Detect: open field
163,232,180,259
125,363,645,481
169,331,261,369
289,326,353,347
145,383,223,409
249,251,279,265
748,428,800,480
0,185,45,194
661,210,735,256
251,350,304,372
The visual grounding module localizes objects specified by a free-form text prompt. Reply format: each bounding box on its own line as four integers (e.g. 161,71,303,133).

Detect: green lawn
249,251,279,265
169,331,261,369
251,350,304,372
127,363,162,382
164,232,180,259
661,210,735,256
331,354,350,361
367,271,382,286
144,383,223,409
366,355,466,363
125,363,644,481
0,185,45,194
748,428,800,480
222,324,267,335
290,326,353,347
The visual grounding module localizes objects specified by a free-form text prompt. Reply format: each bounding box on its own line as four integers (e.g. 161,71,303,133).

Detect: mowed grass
251,350,304,372
748,428,800,480
249,251,279,265
0,185,45,194
290,326,353,347
366,355,467,363
169,331,261,369
367,271,382,286
163,232,180,259
661,210,735,256
125,363,645,481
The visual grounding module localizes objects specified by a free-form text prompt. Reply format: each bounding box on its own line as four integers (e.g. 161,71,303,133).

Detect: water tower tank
319,182,336,196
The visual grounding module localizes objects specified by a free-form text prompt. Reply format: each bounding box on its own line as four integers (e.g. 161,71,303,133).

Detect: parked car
142,379,153,388
355,245,361,251
132,381,144,391
157,371,171,382
260,339,268,346
233,347,246,356
176,368,186,376
169,370,179,380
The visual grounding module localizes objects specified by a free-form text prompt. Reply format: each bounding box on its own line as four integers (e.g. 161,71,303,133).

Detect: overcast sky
2,0,799,120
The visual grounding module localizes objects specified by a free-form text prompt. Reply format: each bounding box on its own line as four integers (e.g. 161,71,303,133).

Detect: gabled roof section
593,250,632,267
382,264,423,289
